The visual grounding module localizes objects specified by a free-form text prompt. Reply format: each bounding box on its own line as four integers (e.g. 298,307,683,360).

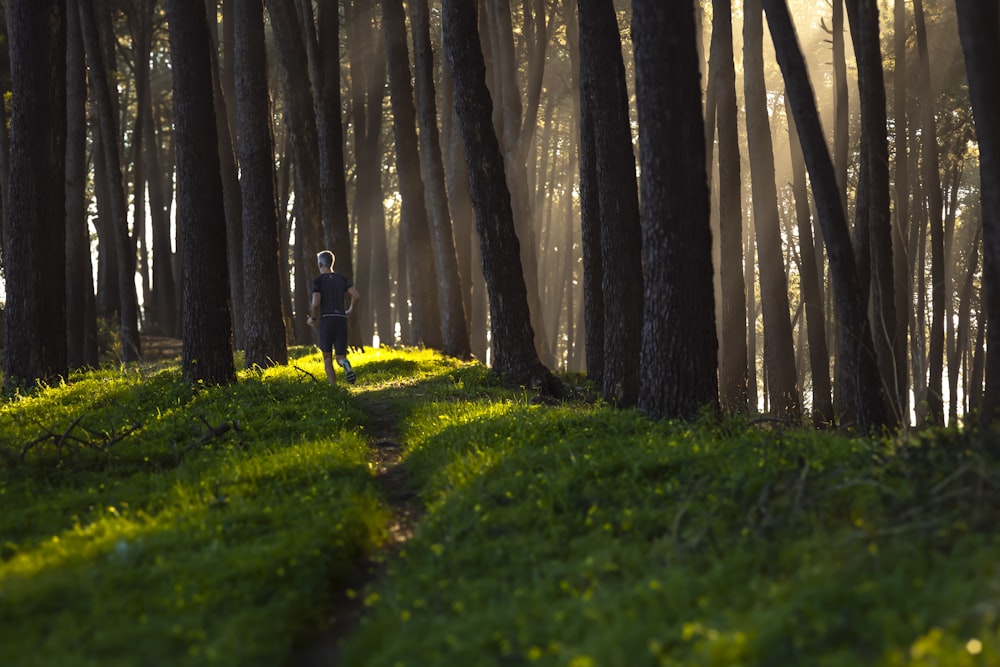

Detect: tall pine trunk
744,0,801,421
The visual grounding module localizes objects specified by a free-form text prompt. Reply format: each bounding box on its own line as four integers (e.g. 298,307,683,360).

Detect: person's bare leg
322,352,337,384
337,355,356,383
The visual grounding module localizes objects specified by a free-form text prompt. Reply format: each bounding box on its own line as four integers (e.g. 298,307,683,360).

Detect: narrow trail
291,394,422,666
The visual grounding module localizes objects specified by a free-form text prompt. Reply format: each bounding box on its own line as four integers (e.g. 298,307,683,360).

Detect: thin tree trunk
572,0,603,385
66,0,97,369
441,0,560,394
381,0,442,349
761,0,887,432
846,0,899,428
578,0,642,407
955,0,1000,428
714,0,750,414
235,0,287,368
78,0,141,361
265,0,324,344
410,0,471,358
744,0,800,420
787,98,834,426
914,0,945,424
892,0,911,424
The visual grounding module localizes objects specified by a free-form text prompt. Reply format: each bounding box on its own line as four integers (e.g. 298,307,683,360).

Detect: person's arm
345,286,361,315
307,292,321,326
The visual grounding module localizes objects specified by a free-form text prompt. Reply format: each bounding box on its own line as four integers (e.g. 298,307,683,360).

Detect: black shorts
318,315,348,356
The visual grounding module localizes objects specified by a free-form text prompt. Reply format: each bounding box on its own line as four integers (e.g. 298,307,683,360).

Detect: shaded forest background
0,0,996,432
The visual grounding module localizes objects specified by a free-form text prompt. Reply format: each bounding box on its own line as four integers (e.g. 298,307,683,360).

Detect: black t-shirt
311,272,352,317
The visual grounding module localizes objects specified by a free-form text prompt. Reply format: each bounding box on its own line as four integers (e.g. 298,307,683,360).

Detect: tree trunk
265,0,324,343
146,57,178,338
832,0,849,214
205,2,244,352
787,98,834,426
846,0,899,428
892,0,911,423
913,0,945,424
66,0,98,370
483,0,553,367
954,0,1000,428
382,0,443,349
3,0,68,389
166,0,236,385
235,0,287,368
571,0,604,386
346,0,391,348
440,0,560,394
633,0,719,421
713,0,750,414
78,0,141,361
761,0,887,433
410,0,471,359
744,0,801,421
578,0,642,407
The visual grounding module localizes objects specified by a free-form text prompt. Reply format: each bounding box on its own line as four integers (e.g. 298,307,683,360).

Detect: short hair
317,250,335,268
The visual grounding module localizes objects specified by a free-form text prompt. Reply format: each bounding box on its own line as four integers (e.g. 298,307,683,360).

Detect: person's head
317,250,335,270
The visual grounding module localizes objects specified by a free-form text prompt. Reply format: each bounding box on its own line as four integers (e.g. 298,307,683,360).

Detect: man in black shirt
307,250,361,384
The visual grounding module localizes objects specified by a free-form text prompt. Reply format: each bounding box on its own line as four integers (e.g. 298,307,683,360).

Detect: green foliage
3,347,998,666
0,351,390,667
342,396,1000,667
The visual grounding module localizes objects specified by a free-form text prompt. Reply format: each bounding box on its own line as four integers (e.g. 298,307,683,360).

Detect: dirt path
290,395,420,666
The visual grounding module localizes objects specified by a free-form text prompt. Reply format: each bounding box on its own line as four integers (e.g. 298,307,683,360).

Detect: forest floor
291,391,423,666
136,335,423,664
139,335,183,362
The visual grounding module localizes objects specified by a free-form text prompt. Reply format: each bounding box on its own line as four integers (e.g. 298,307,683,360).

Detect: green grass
0,351,390,667
341,389,1000,667
3,347,999,666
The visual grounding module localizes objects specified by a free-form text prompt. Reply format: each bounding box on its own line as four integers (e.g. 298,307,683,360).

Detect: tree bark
440,0,560,394
235,0,287,368
744,0,801,421
166,0,236,385
78,0,142,361
66,0,98,370
846,0,899,427
954,0,1000,428
205,1,245,352
4,0,68,389
483,0,553,367
345,0,391,349
761,0,887,432
577,0,642,407
572,0,604,386
410,0,471,359
913,0,945,424
265,0,324,343
713,0,750,414
382,0,443,349
633,0,719,421
787,98,834,426
892,0,911,423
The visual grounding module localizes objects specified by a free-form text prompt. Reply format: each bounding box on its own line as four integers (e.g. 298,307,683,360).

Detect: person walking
307,250,361,384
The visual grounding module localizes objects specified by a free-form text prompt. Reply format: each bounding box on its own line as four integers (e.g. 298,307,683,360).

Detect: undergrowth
3,347,999,666
341,379,1000,667
0,351,389,667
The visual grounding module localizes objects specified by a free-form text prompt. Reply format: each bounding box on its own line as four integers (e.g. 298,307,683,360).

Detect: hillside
1,348,997,666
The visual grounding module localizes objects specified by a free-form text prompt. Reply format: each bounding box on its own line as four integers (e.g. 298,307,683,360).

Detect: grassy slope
2,348,999,666
342,355,1000,667
0,352,389,666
